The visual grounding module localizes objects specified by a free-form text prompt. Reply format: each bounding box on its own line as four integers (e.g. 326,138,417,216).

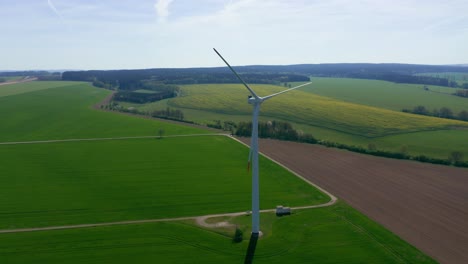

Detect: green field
0,202,435,264
0,82,206,142
0,81,436,263
301,77,468,112
0,136,327,229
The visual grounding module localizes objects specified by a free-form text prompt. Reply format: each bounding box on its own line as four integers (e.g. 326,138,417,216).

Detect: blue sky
1,0,467,70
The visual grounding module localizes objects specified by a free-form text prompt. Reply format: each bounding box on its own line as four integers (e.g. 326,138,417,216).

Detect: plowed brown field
240,138,468,264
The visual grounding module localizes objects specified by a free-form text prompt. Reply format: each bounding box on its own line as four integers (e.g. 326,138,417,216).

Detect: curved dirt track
0,200,337,234
244,138,468,264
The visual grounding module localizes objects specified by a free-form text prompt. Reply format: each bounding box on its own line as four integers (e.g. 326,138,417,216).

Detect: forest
61,63,468,88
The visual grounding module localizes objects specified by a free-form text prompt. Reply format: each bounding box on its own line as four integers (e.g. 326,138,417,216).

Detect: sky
1,0,467,70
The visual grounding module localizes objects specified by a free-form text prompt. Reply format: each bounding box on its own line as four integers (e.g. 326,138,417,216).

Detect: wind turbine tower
213,48,312,235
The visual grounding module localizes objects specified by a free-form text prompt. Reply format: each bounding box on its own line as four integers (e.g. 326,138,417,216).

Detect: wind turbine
213,48,312,236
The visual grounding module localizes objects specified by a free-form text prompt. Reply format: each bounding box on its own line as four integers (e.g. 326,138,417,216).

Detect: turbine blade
262,82,312,101
213,48,259,99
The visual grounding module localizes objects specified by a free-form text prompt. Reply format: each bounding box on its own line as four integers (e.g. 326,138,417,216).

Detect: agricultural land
0,81,437,263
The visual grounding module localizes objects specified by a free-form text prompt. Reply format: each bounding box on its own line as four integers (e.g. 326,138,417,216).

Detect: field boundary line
0,133,227,145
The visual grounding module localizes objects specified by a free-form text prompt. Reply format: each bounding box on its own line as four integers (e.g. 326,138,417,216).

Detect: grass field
0,202,435,263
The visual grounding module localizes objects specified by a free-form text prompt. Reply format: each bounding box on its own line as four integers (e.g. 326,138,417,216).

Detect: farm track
239,138,468,264
0,200,337,235
0,134,227,145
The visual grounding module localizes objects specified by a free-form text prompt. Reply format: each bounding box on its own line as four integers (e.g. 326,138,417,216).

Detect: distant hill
62,63,468,88
5,63,468,87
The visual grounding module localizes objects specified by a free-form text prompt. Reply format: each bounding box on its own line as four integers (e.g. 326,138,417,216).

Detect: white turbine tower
213,48,312,236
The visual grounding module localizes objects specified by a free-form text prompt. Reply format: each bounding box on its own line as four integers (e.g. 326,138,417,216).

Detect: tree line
402,105,468,121
234,120,317,144
62,69,310,87
113,90,175,104
151,108,184,120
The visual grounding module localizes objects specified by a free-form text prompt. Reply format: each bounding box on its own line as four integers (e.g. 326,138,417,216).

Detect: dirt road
244,138,468,264
0,200,337,234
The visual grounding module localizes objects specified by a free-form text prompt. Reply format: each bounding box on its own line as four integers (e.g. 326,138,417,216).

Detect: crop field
168,84,467,137
0,81,437,263
0,202,435,264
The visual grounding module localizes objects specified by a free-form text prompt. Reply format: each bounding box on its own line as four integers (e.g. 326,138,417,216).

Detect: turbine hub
248,96,262,104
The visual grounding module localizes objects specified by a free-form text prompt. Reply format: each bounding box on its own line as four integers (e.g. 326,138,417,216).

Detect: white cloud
154,0,174,22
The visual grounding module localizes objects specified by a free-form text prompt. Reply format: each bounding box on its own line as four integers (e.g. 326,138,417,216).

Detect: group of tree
114,90,177,104
235,120,317,144
0,70,51,77
455,89,468,98
36,73,61,81
151,107,184,121
207,120,237,132
402,105,468,121
111,81,180,104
